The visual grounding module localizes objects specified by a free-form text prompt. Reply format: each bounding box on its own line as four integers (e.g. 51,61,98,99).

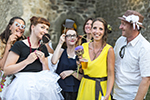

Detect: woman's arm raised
51,34,65,65
0,34,18,69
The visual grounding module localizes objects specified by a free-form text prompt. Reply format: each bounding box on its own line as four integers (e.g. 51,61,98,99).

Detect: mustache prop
38,34,51,50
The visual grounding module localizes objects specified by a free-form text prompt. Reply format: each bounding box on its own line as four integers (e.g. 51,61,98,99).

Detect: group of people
0,16,63,100
0,9,149,100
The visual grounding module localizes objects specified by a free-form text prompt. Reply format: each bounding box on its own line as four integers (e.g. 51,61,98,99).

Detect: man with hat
113,10,150,100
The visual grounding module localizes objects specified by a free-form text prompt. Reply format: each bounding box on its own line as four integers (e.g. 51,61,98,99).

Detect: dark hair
0,17,26,44
91,17,111,45
130,23,142,31
29,16,50,33
138,27,142,31
83,18,93,34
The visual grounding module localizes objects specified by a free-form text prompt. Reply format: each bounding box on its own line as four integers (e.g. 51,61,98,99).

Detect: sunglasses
119,45,126,58
14,21,25,29
65,34,77,38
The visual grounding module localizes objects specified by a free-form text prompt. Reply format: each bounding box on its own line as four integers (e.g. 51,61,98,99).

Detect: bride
2,16,64,100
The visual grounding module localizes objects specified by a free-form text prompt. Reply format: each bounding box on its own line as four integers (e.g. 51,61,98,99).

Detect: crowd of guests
0,9,149,100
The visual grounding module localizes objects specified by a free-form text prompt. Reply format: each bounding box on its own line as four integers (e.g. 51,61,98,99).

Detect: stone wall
96,0,150,46
0,0,150,48
0,0,96,48
0,0,24,33
22,0,96,48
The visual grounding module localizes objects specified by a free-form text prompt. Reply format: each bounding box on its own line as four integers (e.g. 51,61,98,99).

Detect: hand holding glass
80,59,88,69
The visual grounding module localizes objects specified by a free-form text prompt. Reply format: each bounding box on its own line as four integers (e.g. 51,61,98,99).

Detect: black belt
84,75,107,100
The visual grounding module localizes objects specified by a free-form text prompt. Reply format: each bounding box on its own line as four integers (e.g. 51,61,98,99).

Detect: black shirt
10,41,49,72
56,49,80,92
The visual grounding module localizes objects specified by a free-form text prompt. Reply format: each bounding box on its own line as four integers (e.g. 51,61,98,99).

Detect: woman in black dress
52,28,83,100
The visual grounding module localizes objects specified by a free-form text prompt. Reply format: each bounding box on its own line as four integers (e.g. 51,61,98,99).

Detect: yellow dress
77,43,111,100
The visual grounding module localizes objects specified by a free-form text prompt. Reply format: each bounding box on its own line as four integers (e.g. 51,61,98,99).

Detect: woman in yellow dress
77,17,115,100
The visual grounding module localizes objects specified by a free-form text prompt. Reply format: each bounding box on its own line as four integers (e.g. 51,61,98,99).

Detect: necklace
27,37,40,53
92,42,105,60
27,37,32,53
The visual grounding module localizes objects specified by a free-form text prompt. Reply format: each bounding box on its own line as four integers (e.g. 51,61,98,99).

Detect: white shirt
113,34,150,100
48,41,53,50
48,53,58,72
